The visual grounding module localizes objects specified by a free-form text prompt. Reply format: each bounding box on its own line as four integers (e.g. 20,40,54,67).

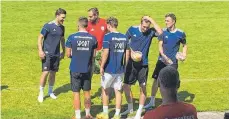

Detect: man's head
140,16,151,33
158,66,180,99
88,7,99,23
165,13,176,29
106,17,118,31
78,16,88,29
55,8,66,25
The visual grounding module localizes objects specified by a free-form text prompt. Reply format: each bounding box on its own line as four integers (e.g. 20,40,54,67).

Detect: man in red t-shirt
87,7,107,74
143,66,197,119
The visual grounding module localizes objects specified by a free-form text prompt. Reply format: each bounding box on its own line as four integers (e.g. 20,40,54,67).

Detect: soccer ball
131,50,142,62
176,52,185,61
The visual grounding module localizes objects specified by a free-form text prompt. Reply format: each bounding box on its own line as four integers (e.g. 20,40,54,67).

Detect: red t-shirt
87,18,107,50
144,102,197,119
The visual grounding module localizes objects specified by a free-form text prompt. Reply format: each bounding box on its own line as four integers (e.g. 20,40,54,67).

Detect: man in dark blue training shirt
96,17,130,119
66,17,97,119
37,8,66,103
121,16,163,119
144,13,188,109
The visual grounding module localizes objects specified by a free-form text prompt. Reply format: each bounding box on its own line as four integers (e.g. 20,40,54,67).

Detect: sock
138,104,143,112
85,108,90,116
39,86,44,96
128,103,133,110
39,86,44,92
75,110,81,119
48,85,53,94
135,105,143,118
150,96,155,104
103,106,108,114
115,108,121,116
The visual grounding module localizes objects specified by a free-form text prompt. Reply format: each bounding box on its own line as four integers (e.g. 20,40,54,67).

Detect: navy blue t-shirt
103,32,129,74
40,21,65,56
66,31,97,73
158,28,186,64
126,26,157,65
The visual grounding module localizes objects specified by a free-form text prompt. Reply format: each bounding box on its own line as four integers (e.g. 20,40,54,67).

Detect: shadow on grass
178,91,195,103
53,83,71,96
43,83,71,100
91,87,115,102
1,85,9,91
120,98,162,118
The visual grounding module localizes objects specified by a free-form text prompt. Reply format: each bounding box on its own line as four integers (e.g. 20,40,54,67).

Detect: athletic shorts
152,60,178,80
70,72,91,92
124,59,148,85
101,73,124,90
42,55,60,72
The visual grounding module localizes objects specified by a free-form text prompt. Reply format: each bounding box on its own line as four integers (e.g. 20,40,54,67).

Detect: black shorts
124,59,148,85
70,72,91,92
42,56,60,72
152,60,178,80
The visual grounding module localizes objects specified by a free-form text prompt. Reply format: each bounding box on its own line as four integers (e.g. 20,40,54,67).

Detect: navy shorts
70,72,91,92
42,55,60,72
152,60,178,80
124,59,148,85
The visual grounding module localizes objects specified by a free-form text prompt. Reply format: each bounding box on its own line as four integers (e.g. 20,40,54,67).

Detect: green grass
1,1,229,119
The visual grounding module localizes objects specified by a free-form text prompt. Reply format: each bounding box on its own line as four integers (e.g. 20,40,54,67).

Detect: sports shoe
120,109,133,116
49,93,57,99
96,112,109,119
38,92,44,103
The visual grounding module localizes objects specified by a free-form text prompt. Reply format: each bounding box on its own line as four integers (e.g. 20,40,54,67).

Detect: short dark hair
88,7,99,15
55,8,66,16
165,13,176,23
158,66,180,89
106,17,118,28
78,16,88,28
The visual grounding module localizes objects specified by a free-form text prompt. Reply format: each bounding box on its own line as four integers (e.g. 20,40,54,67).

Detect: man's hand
142,16,155,24
100,67,104,76
60,52,65,60
162,55,173,65
39,50,45,60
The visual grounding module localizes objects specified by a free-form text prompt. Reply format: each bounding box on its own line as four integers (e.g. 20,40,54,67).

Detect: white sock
39,86,44,93
150,96,155,104
48,85,53,94
103,106,108,114
128,103,133,110
138,104,144,112
85,108,90,116
135,105,143,118
75,110,81,119
115,108,121,116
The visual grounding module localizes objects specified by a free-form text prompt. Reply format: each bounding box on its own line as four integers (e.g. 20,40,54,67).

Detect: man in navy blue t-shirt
66,17,97,119
37,8,66,103
121,16,163,118
96,17,130,119
144,13,188,109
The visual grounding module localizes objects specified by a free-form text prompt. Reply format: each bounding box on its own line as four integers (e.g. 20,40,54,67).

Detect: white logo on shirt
91,28,94,31
53,29,56,31
101,26,105,31
165,36,168,38
133,34,136,37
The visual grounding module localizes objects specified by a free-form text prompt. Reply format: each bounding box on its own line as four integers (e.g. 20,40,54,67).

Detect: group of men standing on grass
37,7,197,119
